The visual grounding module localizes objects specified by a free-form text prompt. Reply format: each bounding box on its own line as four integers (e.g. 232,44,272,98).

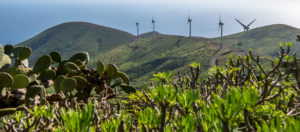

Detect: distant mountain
19,22,135,63
18,22,300,85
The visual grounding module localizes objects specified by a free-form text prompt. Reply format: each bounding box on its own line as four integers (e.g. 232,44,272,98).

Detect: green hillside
89,35,218,84
18,22,300,85
222,24,300,56
19,22,135,63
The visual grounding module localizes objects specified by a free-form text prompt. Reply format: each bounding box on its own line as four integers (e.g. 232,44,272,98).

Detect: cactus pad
0,54,11,71
25,85,42,105
54,75,66,93
60,77,77,94
17,47,31,61
119,84,136,94
12,74,29,89
63,62,80,74
101,64,118,80
33,55,52,73
97,61,104,75
0,72,13,88
3,44,13,55
38,69,56,80
118,71,130,85
69,52,89,64
49,51,61,63
72,76,88,90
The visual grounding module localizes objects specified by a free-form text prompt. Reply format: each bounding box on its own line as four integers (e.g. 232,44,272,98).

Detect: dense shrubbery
0,42,300,131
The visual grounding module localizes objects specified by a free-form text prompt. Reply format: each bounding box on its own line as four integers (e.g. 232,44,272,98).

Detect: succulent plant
69,52,89,65
97,60,104,75
0,72,13,88
25,85,43,106
118,72,130,85
101,64,118,80
72,76,88,91
33,55,52,73
63,62,80,74
38,69,56,80
0,54,11,71
54,75,66,93
11,74,29,89
49,51,62,63
119,84,136,94
60,77,77,94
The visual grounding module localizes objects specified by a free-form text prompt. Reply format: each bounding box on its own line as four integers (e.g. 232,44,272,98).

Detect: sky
0,0,300,44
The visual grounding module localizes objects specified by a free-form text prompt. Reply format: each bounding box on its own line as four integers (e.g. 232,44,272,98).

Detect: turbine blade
247,19,256,27
235,18,247,28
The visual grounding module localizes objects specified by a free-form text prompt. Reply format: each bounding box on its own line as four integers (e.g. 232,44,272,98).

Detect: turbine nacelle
235,18,256,32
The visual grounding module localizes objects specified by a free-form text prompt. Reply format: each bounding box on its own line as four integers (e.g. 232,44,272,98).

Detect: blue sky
1,0,300,44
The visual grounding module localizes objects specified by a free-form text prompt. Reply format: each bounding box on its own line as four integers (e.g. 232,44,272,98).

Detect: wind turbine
187,12,192,37
218,16,224,49
152,17,155,32
235,18,256,33
136,21,139,38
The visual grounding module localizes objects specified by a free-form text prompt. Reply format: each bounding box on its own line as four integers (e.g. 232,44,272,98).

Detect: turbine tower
218,16,224,49
187,13,192,37
136,21,139,38
152,17,155,32
235,18,256,33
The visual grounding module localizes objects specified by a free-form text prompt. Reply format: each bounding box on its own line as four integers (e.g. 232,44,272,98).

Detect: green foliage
49,51,62,63
33,55,52,73
11,74,29,89
58,103,94,132
0,72,13,88
60,77,77,94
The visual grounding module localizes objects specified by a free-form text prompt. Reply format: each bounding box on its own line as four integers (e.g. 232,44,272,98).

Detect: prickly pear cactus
33,55,52,73
0,44,136,117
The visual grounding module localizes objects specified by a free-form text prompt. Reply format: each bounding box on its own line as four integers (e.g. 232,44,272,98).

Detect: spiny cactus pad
119,84,136,94
0,72,13,88
97,61,104,75
63,62,80,74
33,55,52,73
12,74,29,89
118,71,130,85
38,69,56,80
69,52,89,64
72,76,88,90
101,64,118,80
16,47,31,61
54,75,66,93
60,77,77,94
25,85,42,105
0,54,11,71
3,44,13,56
49,51,61,63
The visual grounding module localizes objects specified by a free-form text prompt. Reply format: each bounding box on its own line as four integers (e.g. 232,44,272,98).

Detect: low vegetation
0,39,300,131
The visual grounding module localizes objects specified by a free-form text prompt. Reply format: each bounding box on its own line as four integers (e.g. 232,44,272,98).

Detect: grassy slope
19,22,135,63
89,35,218,85
221,24,300,57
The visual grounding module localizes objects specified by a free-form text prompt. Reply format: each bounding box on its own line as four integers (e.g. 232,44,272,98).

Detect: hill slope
89,35,219,84
222,24,300,56
19,22,135,63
